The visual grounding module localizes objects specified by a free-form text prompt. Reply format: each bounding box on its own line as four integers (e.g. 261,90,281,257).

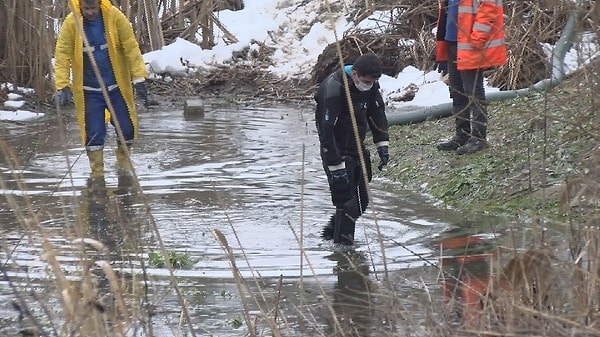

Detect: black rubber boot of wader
437,108,471,151
333,209,356,246
321,214,336,240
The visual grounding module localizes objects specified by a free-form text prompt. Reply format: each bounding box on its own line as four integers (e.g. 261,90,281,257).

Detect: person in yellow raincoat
54,0,148,180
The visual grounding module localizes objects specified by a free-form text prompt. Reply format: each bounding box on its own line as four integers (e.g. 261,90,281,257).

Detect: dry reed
2,0,600,336
0,0,239,101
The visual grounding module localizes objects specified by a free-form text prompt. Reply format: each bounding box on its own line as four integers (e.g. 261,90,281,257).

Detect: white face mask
355,79,373,92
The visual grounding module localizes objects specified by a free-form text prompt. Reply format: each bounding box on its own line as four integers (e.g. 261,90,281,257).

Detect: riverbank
382,69,599,227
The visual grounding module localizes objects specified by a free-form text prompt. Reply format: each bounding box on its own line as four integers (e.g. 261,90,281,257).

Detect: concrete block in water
184,99,205,116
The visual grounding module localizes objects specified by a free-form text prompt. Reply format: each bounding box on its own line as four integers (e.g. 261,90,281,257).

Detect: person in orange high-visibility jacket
54,0,148,179
434,0,506,155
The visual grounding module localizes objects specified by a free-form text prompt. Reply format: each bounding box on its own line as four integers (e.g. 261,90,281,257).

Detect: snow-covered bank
0,83,44,121
143,0,454,108
2,0,599,121
142,0,598,112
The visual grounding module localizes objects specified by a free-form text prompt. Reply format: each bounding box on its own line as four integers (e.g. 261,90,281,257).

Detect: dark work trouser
323,151,372,245
446,42,488,140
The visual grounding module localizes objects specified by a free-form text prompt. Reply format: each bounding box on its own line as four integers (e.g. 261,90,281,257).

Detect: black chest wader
329,151,372,245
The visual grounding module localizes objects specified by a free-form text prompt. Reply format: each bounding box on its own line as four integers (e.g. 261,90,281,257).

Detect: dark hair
352,53,382,78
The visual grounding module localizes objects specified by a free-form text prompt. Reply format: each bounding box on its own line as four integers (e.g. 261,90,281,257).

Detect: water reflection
79,165,149,282
325,250,376,337
433,225,494,328
0,103,517,336
81,176,115,251
80,169,149,309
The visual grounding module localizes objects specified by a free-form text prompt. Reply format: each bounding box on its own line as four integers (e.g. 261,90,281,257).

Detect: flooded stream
0,101,520,336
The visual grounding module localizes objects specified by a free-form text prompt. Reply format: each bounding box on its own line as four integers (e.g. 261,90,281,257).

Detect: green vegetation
229,316,244,329
148,250,194,269
383,80,599,222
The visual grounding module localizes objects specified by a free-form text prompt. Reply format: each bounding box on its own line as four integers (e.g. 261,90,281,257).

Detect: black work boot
456,137,488,155
436,135,468,151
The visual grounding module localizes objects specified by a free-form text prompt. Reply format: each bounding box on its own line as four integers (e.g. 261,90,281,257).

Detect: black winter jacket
314,67,389,167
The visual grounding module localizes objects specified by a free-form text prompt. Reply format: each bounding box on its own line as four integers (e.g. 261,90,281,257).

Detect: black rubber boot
333,209,356,246
458,100,488,155
321,213,336,240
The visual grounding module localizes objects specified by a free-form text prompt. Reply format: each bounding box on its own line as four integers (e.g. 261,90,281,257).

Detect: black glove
54,87,72,106
377,146,389,171
433,61,448,76
330,168,349,186
134,81,149,108
329,166,353,207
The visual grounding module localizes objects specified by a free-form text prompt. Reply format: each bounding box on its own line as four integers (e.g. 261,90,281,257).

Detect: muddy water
0,101,512,336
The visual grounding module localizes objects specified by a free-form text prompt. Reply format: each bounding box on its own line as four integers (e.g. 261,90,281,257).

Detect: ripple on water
1,103,490,336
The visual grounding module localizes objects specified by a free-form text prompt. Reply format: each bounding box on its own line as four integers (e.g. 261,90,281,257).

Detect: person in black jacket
315,53,390,245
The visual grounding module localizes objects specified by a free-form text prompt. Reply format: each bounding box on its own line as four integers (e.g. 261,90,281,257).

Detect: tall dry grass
0,0,240,101
315,0,600,91
1,0,600,336
0,1,56,102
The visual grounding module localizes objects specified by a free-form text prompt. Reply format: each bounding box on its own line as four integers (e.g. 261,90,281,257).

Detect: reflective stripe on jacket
54,0,147,143
435,0,507,70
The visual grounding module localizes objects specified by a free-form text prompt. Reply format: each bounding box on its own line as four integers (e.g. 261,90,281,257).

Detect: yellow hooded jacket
54,0,147,144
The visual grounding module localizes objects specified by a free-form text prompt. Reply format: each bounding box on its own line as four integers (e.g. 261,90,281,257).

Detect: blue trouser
84,88,134,151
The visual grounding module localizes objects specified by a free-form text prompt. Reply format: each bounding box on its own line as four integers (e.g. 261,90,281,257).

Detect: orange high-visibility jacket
54,0,147,143
435,0,507,70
